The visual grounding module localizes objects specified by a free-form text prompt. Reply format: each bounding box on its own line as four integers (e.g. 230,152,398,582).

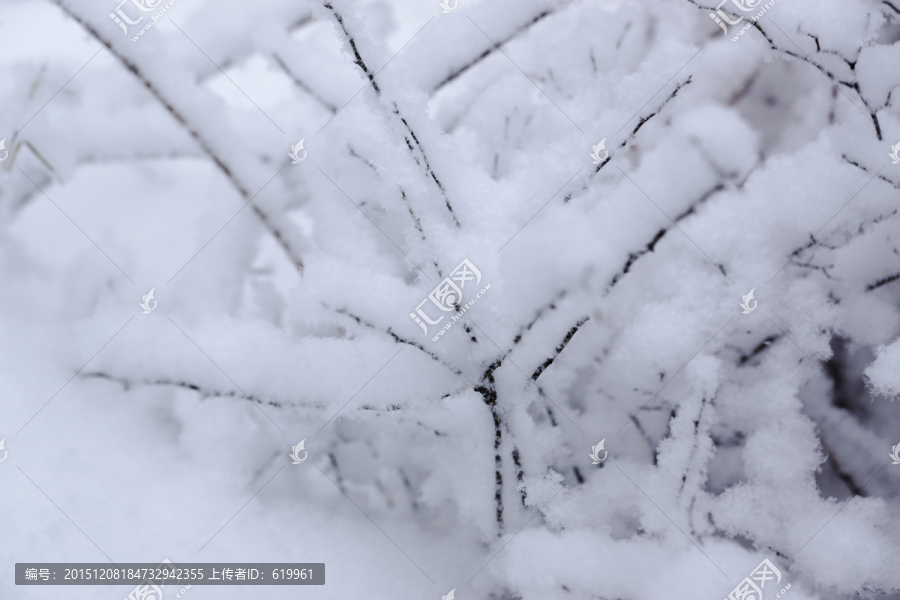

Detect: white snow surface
2,0,900,598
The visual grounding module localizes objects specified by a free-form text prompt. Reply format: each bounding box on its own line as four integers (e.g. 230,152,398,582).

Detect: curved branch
50,0,305,272
82,371,310,410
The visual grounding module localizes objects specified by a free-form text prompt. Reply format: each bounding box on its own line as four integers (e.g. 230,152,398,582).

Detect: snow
866,340,900,399
3,0,900,598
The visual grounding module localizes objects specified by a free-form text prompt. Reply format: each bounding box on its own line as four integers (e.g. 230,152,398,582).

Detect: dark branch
393,103,461,227
866,273,900,291
565,77,693,202
82,372,299,409
475,358,505,534
531,317,589,380
507,290,567,351
324,3,381,95
328,305,461,374
432,9,556,92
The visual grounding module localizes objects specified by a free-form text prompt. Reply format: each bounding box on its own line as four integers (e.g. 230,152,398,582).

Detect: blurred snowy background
2,0,900,598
